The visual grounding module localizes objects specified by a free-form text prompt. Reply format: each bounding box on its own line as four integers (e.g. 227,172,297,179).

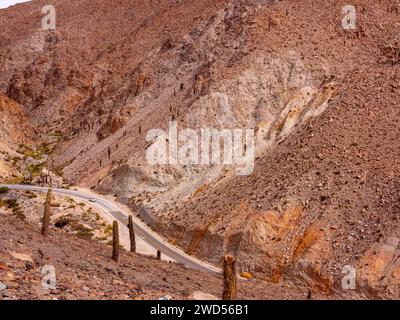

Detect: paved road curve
0,184,221,274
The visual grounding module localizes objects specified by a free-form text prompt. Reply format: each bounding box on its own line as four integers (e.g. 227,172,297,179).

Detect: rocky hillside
0,213,324,300
0,0,400,299
0,93,36,179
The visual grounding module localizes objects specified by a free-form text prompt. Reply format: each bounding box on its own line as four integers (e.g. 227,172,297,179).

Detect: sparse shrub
27,163,45,180
76,229,94,239
240,272,253,280
53,169,64,177
4,199,18,209
2,198,25,220
11,157,20,166
53,130,63,138
0,187,9,194
3,176,25,184
104,224,113,235
13,210,26,221
71,221,94,239
18,144,52,160
55,217,71,228
24,190,37,199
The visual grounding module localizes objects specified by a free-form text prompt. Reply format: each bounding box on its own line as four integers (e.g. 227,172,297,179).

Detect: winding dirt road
0,184,221,274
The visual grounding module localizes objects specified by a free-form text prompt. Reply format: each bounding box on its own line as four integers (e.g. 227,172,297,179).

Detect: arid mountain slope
0,0,338,190
0,0,400,299
0,93,36,178
0,213,317,300
164,1,400,297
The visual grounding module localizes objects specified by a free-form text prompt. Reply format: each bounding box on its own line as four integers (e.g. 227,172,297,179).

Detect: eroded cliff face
1,0,400,298
0,94,36,178
1,0,335,191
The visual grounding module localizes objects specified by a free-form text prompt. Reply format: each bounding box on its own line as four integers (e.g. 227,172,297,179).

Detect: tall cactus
223,255,237,300
41,188,52,237
112,220,119,262
127,215,136,253
157,249,161,260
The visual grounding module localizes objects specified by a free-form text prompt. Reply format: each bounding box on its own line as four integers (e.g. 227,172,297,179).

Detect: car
89,197,96,203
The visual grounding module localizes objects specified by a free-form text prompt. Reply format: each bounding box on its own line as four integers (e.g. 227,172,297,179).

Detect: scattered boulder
10,252,33,263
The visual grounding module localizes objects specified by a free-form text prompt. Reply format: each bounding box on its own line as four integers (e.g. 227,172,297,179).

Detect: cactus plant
41,189,52,237
223,255,237,300
127,215,136,253
112,220,119,262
